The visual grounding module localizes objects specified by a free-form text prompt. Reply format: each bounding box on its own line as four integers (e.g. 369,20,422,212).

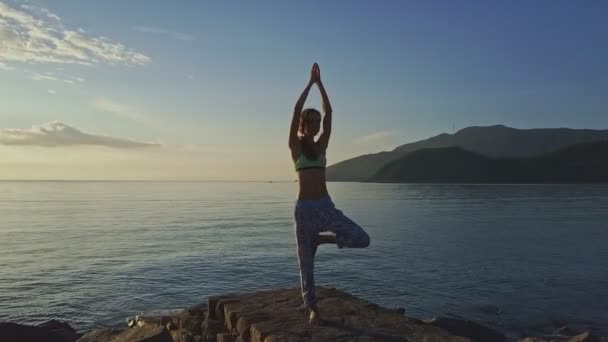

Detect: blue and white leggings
294,196,370,308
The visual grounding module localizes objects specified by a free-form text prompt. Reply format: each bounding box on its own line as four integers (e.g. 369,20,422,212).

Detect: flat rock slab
208,287,470,342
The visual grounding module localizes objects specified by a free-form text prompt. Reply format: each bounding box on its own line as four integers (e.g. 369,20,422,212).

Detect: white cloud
0,121,159,148
353,130,397,145
31,72,58,81
0,61,14,70
90,97,151,122
0,2,150,68
133,25,195,41
47,89,56,94
29,70,85,84
19,4,60,21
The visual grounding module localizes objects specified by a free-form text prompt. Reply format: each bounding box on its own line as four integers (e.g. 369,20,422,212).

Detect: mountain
326,125,608,181
368,140,608,183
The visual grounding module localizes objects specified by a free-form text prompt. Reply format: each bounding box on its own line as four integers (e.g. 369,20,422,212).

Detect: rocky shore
1,287,605,342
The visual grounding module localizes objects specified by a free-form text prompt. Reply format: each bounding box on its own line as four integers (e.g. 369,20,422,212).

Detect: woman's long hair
298,108,321,160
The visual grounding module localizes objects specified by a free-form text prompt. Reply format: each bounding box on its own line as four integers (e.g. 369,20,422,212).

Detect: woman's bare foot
309,305,321,325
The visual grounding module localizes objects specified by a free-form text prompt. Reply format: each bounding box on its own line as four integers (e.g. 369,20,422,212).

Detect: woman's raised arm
316,66,332,150
289,64,318,150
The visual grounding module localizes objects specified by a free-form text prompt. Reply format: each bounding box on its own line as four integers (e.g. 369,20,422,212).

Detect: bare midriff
297,168,329,200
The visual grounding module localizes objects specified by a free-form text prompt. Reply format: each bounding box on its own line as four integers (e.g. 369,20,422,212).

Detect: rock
0,322,80,342
37,320,81,341
425,317,507,342
208,296,222,320
202,318,224,339
263,336,289,342
236,317,250,339
217,333,234,342
13,287,606,342
134,315,172,327
37,320,77,332
568,331,601,342
171,328,194,342
411,324,473,342
197,287,518,341
78,325,172,342
77,327,124,342
125,325,173,342
118,325,173,342
173,309,203,335
519,330,604,342
216,298,240,325
187,303,208,316
554,326,577,336
223,302,244,333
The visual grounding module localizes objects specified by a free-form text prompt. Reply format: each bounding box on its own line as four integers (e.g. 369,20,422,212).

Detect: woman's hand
309,63,320,84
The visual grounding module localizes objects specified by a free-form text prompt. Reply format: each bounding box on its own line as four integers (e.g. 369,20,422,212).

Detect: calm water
1,181,607,339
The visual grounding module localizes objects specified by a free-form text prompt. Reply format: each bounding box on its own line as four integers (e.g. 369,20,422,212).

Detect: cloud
29,70,85,84
90,97,151,122
31,72,58,81
353,130,397,145
0,121,160,148
19,4,60,21
0,2,150,67
133,25,195,41
0,61,14,70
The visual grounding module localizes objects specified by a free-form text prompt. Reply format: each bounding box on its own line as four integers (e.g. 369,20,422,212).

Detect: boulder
0,321,80,342
201,318,224,339
77,328,124,342
424,317,506,342
519,330,603,342
553,327,577,336
78,325,172,342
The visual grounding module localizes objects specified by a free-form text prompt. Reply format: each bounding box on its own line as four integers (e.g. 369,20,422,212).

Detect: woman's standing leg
294,207,320,309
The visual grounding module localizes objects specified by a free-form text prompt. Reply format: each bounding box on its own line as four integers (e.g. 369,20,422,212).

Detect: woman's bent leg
326,208,370,249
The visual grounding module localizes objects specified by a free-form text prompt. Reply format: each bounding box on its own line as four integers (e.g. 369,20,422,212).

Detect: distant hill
327,125,608,181
368,140,608,183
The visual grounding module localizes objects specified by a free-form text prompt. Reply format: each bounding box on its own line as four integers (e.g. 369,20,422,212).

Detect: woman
289,63,371,325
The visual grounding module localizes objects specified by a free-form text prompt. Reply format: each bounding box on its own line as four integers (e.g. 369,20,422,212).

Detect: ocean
1,181,607,339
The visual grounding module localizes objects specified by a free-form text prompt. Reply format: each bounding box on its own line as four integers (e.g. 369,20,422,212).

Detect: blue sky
1,0,607,180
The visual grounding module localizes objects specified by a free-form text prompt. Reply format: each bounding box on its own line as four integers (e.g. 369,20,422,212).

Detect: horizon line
0,179,298,183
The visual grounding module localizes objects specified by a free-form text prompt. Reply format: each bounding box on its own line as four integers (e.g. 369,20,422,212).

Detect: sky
1,0,607,180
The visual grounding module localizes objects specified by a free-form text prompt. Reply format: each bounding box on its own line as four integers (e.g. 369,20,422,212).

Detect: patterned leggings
294,196,370,308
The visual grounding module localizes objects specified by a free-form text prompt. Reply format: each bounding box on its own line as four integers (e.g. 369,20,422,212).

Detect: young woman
288,63,371,325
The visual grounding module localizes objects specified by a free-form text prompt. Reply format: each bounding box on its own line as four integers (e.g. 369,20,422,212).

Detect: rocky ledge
1,287,605,342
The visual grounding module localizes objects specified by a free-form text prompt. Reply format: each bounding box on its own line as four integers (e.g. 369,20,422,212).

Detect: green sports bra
294,153,326,171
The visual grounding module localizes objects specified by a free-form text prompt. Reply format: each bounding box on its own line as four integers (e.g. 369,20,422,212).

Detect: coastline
1,287,605,342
